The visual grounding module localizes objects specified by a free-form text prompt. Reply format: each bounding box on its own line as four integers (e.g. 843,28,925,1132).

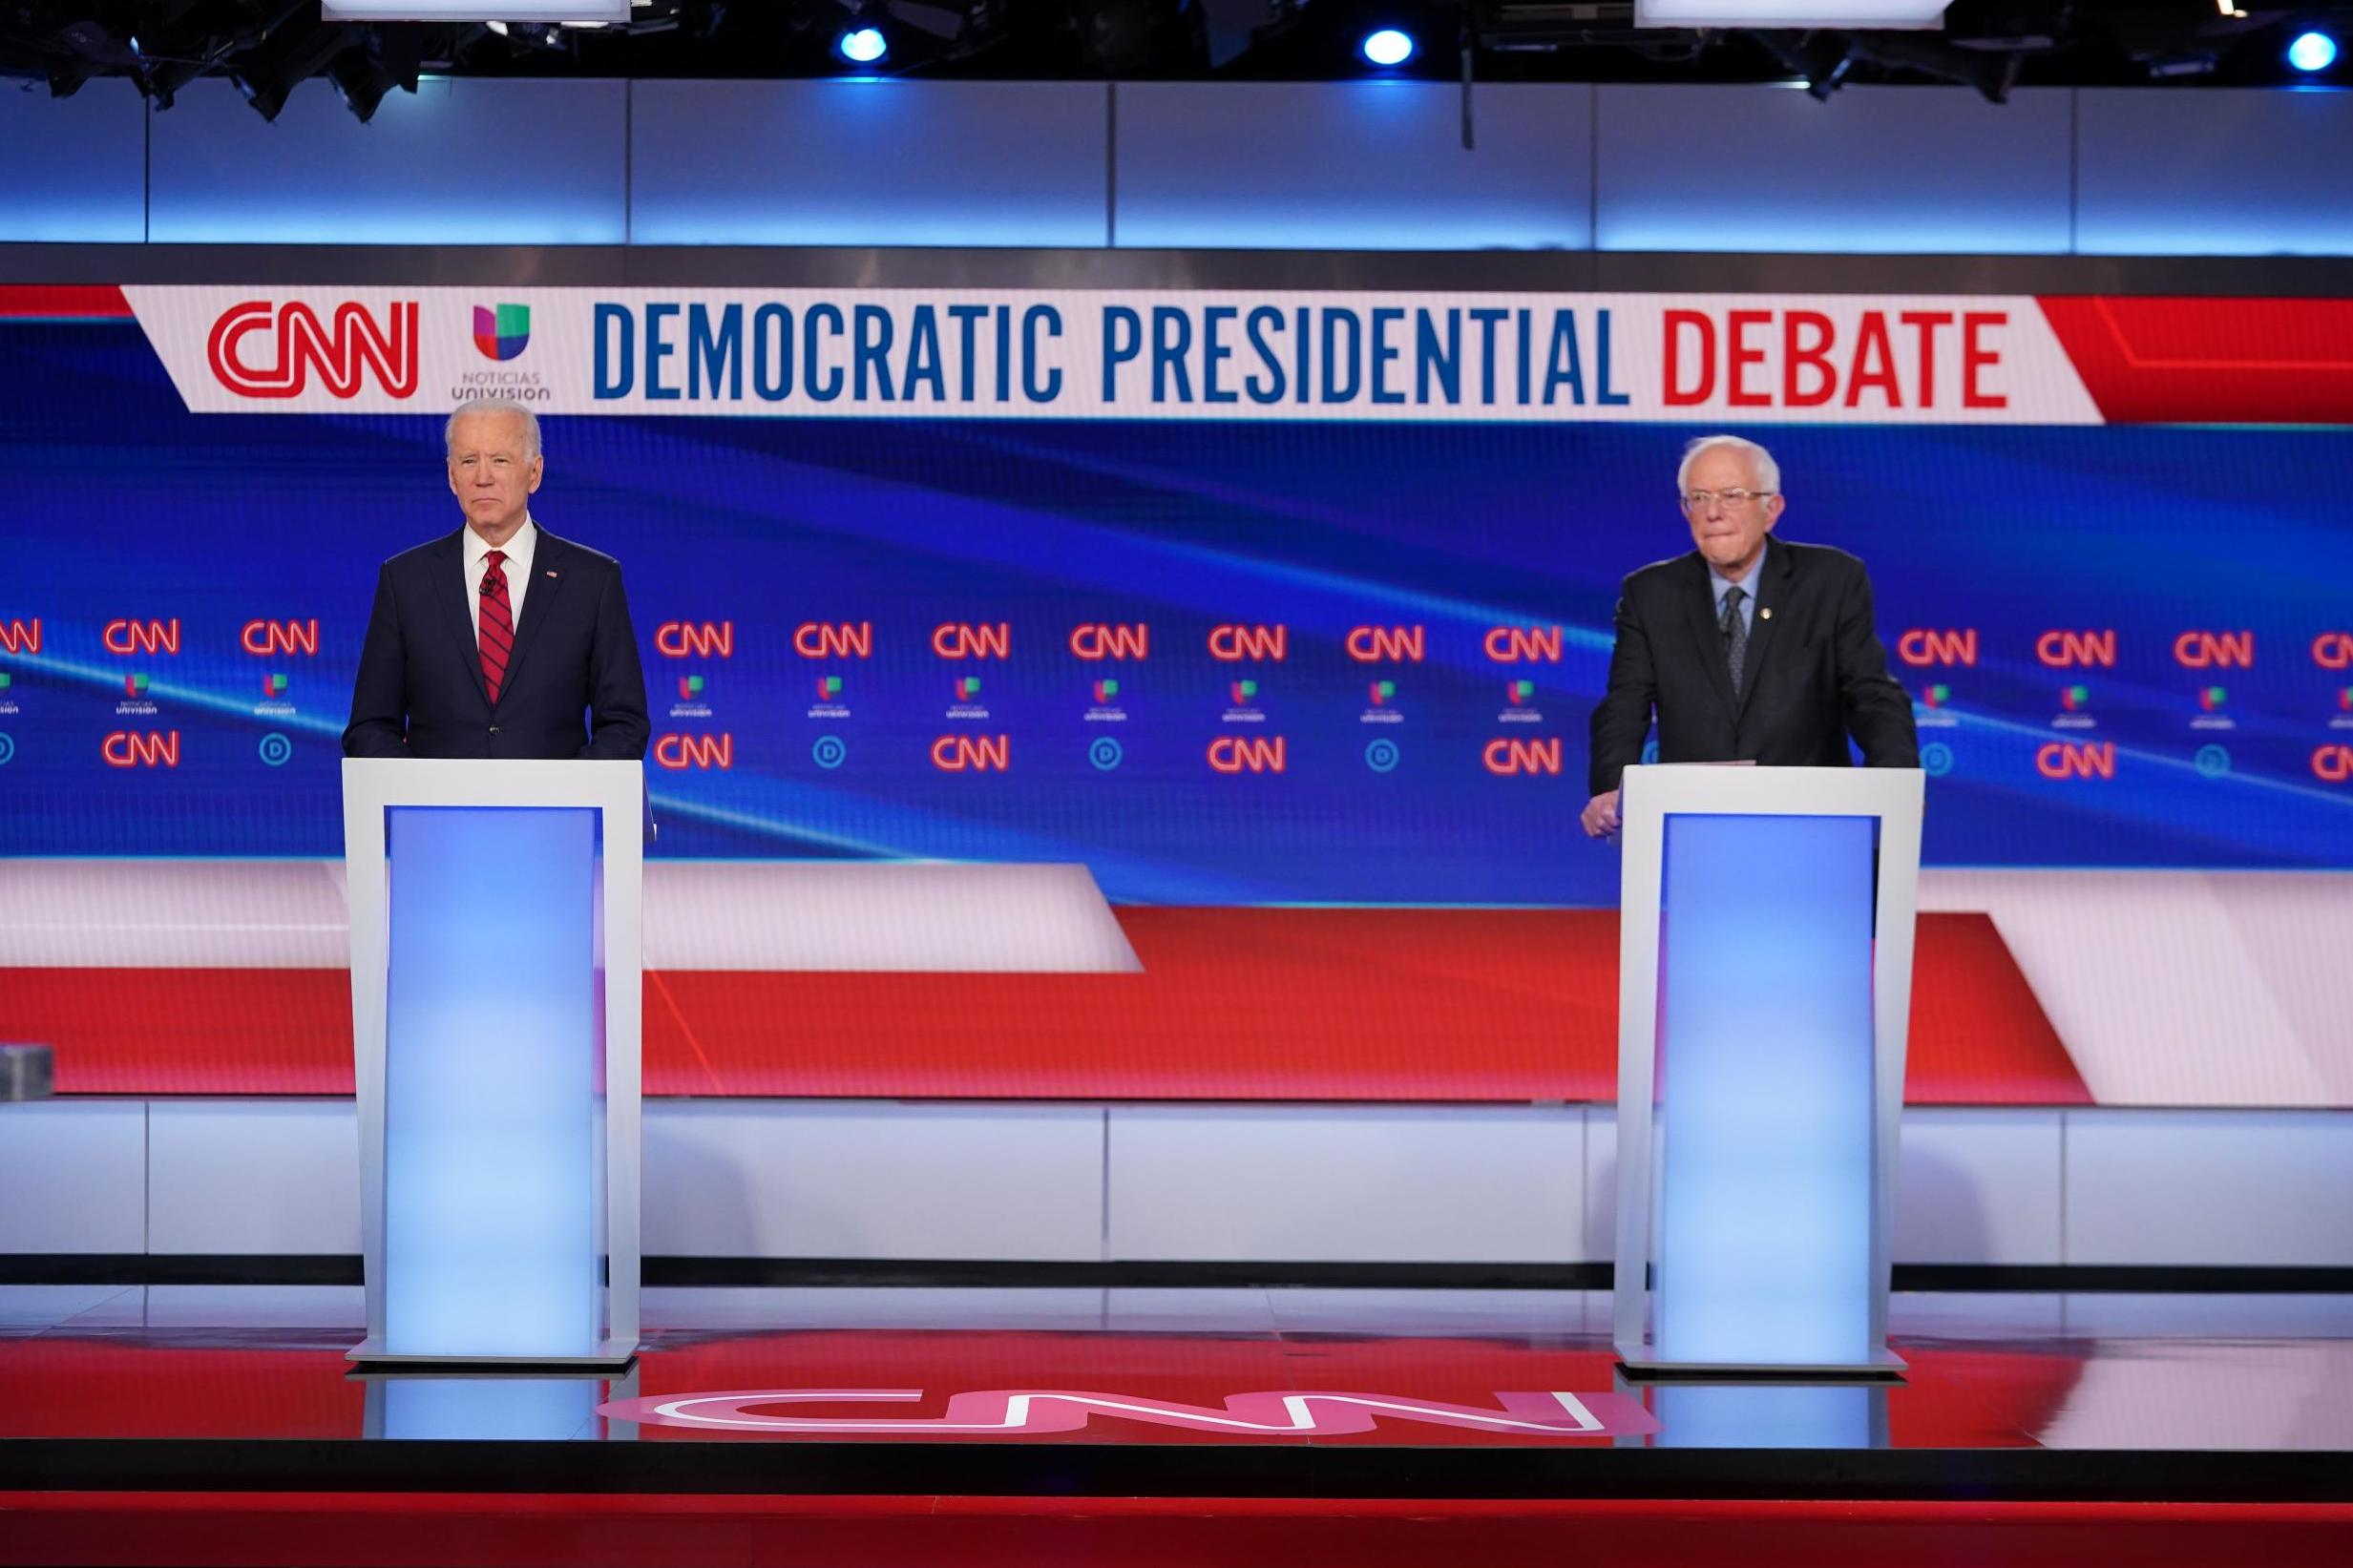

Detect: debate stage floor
4,1286,2348,1565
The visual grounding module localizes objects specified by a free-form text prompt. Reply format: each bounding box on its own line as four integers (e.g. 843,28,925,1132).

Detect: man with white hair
343,399,648,761
1580,434,1917,838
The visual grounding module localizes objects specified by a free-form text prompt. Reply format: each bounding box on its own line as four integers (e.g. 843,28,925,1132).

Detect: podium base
346,1336,639,1372
1615,1341,1907,1381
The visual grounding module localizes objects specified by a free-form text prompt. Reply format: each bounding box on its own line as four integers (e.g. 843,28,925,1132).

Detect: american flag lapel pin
545,570,558,578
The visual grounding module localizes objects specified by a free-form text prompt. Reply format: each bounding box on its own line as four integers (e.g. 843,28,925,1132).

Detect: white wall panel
1595,85,2073,253
0,81,146,242
146,1100,358,1254
1896,1108,2063,1265
149,78,628,244
643,1100,1103,1260
2065,1109,2353,1266
0,1100,145,1253
1107,1105,1583,1263
1115,82,1592,251
632,80,1109,246
2076,89,2353,256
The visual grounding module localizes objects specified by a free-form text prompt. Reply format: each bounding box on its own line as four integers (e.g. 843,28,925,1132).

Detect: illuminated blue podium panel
1610,764,1924,1377
343,760,643,1369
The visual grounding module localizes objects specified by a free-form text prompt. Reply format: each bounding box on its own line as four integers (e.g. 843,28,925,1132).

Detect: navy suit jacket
1586,537,1919,796
341,526,650,761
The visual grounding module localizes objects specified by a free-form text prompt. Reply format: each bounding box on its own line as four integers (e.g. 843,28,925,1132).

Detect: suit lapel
1733,537,1792,722
1680,554,1740,722
432,530,491,707
496,528,570,704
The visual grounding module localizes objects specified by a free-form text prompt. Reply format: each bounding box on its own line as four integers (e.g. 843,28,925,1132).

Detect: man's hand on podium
1580,789,1621,839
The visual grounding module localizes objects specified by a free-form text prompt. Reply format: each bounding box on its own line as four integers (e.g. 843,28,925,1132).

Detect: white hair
1676,434,1780,497
445,399,541,460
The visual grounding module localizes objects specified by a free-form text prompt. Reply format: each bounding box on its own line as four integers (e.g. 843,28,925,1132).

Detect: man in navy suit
1581,434,1918,838
342,400,649,762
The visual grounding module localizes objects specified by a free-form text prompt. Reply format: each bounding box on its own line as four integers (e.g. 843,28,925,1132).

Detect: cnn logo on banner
207,301,421,400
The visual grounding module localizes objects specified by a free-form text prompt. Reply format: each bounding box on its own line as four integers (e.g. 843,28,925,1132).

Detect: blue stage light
2288,31,2337,73
838,26,889,65
1361,29,1416,68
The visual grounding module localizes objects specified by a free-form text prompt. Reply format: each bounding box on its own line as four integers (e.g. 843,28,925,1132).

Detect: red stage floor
2,1286,2345,1566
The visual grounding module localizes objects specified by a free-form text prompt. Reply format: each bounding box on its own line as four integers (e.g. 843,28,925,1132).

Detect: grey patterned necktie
1720,585,1749,700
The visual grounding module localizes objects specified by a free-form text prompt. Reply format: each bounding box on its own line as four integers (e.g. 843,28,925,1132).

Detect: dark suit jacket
341,526,650,761
1586,537,1918,796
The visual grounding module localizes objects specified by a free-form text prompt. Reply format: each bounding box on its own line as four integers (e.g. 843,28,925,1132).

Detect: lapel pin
545,570,558,578
1760,607,1773,620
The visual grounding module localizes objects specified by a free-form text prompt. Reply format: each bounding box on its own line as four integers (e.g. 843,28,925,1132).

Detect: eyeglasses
1680,489,1775,511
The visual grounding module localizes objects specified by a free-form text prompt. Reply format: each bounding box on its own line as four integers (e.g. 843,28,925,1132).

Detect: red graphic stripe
2039,295,2353,424
0,284,132,319
0,909,2090,1103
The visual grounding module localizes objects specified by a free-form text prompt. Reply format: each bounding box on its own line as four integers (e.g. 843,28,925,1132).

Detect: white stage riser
6,1100,2347,1268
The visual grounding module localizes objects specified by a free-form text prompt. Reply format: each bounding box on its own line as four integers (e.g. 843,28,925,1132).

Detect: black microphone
479,572,500,596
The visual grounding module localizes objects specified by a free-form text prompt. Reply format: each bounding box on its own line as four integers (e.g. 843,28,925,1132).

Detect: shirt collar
464,516,536,572
1710,539,1767,604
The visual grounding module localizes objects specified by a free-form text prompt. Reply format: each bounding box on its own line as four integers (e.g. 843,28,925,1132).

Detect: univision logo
473,303,531,363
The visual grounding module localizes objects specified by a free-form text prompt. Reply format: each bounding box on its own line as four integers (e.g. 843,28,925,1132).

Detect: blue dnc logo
1088,736,1124,771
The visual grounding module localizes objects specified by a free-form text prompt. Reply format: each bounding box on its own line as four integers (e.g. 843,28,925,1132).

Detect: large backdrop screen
1,281,2349,1107
2,286,2347,908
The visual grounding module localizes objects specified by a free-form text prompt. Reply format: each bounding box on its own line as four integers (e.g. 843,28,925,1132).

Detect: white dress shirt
463,517,536,639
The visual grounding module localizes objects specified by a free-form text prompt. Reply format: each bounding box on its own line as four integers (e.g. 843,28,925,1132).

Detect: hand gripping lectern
1610,763,1924,1378
343,759,642,1369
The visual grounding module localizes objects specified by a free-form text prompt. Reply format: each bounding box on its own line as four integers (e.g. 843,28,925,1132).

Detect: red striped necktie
478,549,514,704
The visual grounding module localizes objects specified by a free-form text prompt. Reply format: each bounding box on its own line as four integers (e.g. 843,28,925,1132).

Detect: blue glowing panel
1656,812,1877,1367
1595,84,2072,254
385,805,599,1357
1650,1382,1880,1449
1116,82,1592,251
631,81,1109,246
0,82,146,242
378,1376,603,1440
150,78,626,244
2076,89,2353,257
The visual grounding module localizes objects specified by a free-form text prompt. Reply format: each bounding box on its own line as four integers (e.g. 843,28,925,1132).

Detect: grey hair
1676,434,1780,497
446,398,542,460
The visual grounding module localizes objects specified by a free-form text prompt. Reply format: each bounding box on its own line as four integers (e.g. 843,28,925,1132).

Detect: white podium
342,759,642,1369
1609,763,1924,1377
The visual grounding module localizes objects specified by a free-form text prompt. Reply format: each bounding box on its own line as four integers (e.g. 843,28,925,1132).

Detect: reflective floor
4,1285,2349,1453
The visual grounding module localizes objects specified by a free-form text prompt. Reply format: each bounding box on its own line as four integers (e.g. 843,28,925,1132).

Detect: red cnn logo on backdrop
933,623,1011,659
1069,624,1149,659
206,301,420,400
242,619,318,656
2035,630,2115,667
1208,736,1285,773
2315,745,2353,783
932,735,1010,771
656,621,733,659
1345,626,1426,662
654,734,732,769
103,618,179,656
1482,626,1564,663
1898,629,1977,666
2036,741,2114,779
1208,624,1287,661
2174,631,2254,668
794,622,872,659
1482,738,1563,775
103,731,179,767
0,617,39,655
2314,633,2353,670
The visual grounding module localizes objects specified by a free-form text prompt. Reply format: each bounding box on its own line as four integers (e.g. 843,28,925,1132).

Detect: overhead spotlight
837,24,888,63
1360,28,1416,67
2287,31,2338,73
